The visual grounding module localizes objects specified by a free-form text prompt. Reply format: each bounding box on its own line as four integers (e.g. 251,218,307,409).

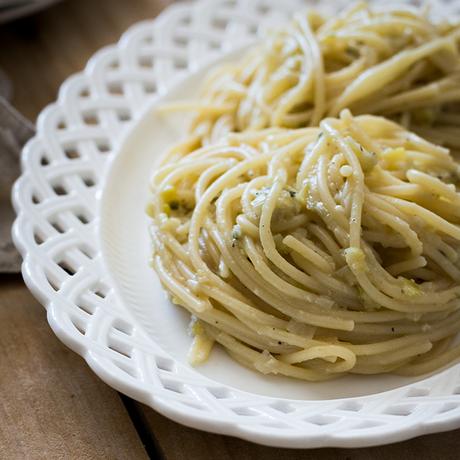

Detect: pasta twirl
148,111,460,381
159,2,460,157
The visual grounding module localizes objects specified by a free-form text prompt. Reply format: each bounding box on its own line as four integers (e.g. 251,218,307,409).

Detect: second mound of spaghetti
161,2,460,154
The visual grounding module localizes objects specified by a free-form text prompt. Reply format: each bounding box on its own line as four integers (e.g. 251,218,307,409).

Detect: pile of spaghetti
148,2,460,380
149,111,460,380
162,2,460,155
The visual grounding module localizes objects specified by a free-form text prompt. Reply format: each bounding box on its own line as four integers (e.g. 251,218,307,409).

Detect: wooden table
1,1,460,458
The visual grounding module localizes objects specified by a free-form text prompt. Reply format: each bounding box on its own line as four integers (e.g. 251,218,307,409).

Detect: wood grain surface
0,1,169,458
0,277,148,459
0,0,173,120
1,0,460,458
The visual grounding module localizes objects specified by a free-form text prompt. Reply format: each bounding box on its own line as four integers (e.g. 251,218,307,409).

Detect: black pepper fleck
169,200,179,210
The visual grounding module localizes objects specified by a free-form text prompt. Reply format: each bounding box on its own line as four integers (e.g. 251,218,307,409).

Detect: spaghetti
159,2,460,156
148,111,460,380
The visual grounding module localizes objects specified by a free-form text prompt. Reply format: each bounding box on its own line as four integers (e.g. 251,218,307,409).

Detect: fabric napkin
0,70,34,272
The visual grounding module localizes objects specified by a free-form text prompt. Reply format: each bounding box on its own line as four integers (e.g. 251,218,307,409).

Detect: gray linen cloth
0,70,34,272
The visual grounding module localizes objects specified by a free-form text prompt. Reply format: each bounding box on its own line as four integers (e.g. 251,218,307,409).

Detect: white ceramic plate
12,0,460,448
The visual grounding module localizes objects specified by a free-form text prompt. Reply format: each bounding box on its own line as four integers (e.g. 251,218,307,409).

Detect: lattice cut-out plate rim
11,0,460,449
